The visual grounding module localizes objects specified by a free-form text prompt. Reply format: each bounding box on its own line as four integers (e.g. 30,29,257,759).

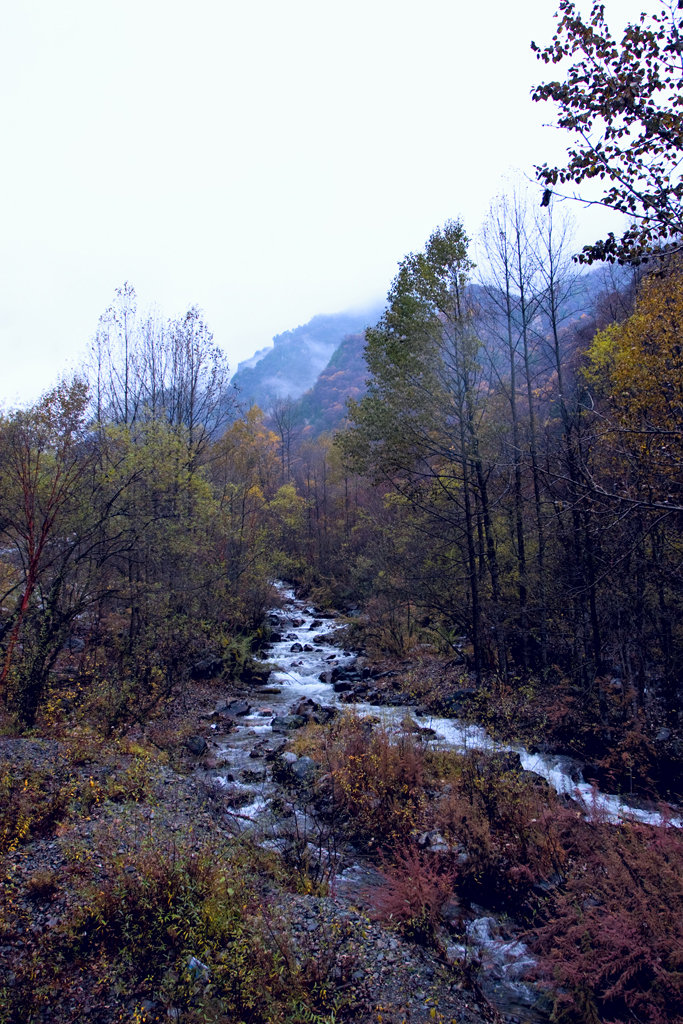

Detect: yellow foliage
585,267,683,493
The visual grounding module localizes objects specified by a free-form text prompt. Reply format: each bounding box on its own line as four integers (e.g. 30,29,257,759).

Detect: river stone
417,829,450,852
290,698,337,724
432,689,475,715
271,714,307,734
246,662,273,686
290,642,303,653
185,735,208,756
290,756,317,782
252,738,287,760
226,699,251,717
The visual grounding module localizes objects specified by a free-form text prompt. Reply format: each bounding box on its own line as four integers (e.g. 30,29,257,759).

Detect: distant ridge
230,304,383,413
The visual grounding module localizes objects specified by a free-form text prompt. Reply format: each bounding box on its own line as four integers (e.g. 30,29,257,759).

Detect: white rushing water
264,586,681,829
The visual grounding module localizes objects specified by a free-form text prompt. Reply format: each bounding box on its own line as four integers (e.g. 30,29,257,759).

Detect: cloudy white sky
1,0,646,406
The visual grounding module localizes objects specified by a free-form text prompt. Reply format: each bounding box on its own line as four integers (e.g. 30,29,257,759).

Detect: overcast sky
1,0,646,407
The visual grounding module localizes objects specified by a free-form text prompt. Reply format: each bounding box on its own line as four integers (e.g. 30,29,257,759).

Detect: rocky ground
0,676,506,1024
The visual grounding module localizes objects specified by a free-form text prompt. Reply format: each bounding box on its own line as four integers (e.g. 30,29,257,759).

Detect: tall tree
341,221,505,680
90,286,232,465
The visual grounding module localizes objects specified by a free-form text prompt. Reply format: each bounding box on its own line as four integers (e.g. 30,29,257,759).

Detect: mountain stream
206,585,679,1023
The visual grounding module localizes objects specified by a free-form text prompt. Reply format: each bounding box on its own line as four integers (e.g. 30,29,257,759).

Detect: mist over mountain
288,264,634,439
230,305,384,413
225,264,634,440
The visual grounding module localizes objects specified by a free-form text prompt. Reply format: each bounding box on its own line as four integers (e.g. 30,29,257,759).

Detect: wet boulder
185,735,208,756
225,699,251,717
331,664,357,682
242,662,272,686
290,698,337,725
290,642,303,653
290,756,317,783
272,750,298,782
271,714,307,734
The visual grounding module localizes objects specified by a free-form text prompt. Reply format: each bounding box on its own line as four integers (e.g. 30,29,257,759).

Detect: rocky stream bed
3,585,679,1023
194,586,551,1023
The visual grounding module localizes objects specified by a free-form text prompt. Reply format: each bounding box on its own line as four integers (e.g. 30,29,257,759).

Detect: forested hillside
1,4,683,1022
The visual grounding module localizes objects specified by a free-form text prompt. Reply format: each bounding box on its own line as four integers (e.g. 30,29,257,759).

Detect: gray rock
271,714,307,734
242,663,272,686
263,739,288,760
433,689,474,714
63,635,85,652
185,735,208,756
417,829,451,852
186,955,210,981
226,699,251,717
445,943,467,965
290,756,317,782
289,698,337,724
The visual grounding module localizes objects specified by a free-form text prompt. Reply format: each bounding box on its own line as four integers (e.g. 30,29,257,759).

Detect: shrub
2,828,354,1024
428,749,567,907
532,817,683,1024
311,713,427,848
0,762,73,855
366,841,457,945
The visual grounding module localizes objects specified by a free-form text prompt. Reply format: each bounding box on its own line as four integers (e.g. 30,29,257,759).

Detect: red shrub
364,841,457,944
532,817,683,1024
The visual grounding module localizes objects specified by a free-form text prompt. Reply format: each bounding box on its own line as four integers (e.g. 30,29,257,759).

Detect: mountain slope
230,306,383,412
292,265,634,439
